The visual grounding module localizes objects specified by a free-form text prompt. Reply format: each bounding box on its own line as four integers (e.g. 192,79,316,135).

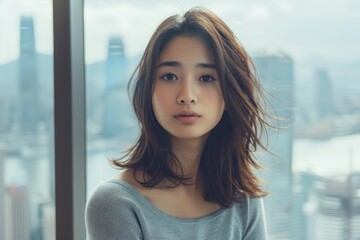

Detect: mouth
174,111,201,118
174,111,201,124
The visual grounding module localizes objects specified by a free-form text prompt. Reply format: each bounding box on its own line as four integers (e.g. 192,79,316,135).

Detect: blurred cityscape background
0,1,360,239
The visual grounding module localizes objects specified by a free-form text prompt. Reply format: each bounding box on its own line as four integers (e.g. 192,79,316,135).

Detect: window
0,0,55,239
84,1,360,239
3,0,359,239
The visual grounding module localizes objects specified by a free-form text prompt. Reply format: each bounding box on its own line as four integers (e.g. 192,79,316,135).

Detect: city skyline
1,13,359,141
1,0,360,65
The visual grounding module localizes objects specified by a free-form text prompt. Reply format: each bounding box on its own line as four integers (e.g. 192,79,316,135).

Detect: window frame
53,0,86,239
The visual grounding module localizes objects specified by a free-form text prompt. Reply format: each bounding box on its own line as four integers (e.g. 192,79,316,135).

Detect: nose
176,80,198,105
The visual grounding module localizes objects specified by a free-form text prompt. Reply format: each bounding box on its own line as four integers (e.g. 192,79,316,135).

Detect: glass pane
0,0,54,239
84,1,360,239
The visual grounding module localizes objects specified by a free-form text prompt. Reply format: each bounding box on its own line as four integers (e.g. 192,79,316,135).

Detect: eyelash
161,73,177,81
160,74,217,82
199,75,216,83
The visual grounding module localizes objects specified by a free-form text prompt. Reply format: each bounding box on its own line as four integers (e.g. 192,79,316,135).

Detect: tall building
18,16,41,134
314,69,333,119
105,36,128,90
40,202,55,240
5,185,30,240
0,95,11,131
306,173,360,239
102,36,135,138
253,54,294,239
292,171,323,240
0,149,5,240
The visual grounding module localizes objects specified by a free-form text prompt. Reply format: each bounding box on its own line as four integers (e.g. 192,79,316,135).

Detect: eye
199,75,216,83
161,73,178,81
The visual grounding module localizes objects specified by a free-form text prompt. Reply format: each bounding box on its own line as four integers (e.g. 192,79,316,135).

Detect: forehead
158,35,215,64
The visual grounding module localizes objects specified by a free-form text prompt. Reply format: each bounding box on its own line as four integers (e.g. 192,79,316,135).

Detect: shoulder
86,177,145,219
87,168,148,206
236,197,267,240
231,196,264,220
86,179,134,208
246,197,265,225
245,196,264,213
85,179,143,239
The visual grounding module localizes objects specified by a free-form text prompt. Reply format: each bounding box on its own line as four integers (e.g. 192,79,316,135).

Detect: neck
170,135,208,187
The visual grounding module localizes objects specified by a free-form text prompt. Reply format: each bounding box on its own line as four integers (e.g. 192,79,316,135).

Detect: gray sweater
85,179,268,240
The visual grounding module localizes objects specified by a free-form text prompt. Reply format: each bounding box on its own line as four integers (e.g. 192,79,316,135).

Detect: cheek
151,94,160,116
153,83,165,100
152,87,170,118
152,89,162,110
208,90,225,111
216,90,225,111
151,97,161,125
215,96,226,119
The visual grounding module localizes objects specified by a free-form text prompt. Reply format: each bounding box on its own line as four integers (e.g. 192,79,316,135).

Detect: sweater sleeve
243,198,268,240
85,183,143,240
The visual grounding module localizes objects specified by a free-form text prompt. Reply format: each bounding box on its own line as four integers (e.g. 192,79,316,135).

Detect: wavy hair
112,7,271,208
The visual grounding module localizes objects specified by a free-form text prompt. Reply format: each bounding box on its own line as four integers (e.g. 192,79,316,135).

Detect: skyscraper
5,185,30,240
253,53,294,239
102,36,135,138
40,202,55,240
18,16,41,134
292,171,323,240
307,173,360,239
0,149,5,240
314,69,333,119
0,95,11,131
105,36,128,90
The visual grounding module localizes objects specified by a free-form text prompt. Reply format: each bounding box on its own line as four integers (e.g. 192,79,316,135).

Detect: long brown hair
112,7,271,208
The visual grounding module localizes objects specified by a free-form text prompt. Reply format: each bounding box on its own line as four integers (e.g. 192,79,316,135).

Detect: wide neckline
108,178,227,224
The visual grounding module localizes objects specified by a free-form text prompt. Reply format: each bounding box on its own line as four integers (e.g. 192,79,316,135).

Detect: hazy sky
0,0,359,65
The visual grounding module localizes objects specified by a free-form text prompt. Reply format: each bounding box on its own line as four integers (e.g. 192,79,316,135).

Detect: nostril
177,97,197,104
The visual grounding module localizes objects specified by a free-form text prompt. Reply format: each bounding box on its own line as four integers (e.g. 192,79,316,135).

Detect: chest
140,188,220,219
139,211,243,240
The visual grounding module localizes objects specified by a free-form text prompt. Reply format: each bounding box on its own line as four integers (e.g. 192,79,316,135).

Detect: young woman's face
152,35,225,142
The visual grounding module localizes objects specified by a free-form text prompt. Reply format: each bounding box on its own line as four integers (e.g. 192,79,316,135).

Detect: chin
170,131,210,142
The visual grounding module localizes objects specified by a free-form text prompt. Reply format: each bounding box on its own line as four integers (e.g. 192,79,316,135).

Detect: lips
174,111,200,118
174,111,201,124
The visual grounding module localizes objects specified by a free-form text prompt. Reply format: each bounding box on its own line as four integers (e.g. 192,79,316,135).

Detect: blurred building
0,149,5,240
105,36,128,90
292,171,323,240
314,69,333,119
0,14,56,240
40,202,55,240
0,95,11,131
254,53,294,239
102,36,130,137
18,16,42,134
5,185,30,240
306,173,360,239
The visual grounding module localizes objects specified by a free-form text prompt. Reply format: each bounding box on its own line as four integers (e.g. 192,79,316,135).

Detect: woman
86,7,270,240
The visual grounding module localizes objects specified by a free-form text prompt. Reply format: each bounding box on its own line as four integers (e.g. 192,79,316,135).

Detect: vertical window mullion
53,0,86,239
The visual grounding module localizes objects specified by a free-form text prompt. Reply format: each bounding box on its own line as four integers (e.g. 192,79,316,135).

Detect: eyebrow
157,61,217,69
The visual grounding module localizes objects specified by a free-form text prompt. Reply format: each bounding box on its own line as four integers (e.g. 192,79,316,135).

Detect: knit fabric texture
85,179,268,240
